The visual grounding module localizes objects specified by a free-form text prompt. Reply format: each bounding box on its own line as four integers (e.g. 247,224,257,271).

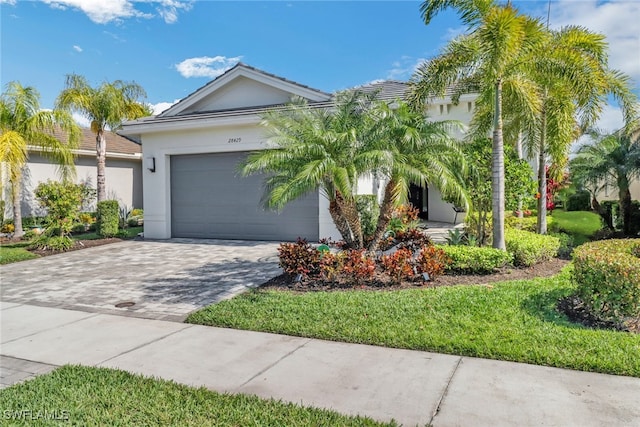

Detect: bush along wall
505,229,561,267
97,200,119,237
438,245,513,274
573,239,640,323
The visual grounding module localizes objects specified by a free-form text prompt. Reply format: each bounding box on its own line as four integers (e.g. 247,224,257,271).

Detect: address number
228,137,242,143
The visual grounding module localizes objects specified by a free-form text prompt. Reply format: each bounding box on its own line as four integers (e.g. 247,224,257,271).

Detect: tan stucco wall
12,153,142,218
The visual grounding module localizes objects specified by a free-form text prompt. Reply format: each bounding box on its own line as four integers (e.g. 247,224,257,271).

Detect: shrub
319,251,346,281
380,248,415,283
34,181,86,238
131,208,144,217
394,228,432,252
342,249,376,284
416,246,450,280
277,238,320,279
505,229,561,267
549,232,575,259
97,200,120,237
566,190,591,211
438,245,513,274
387,204,420,234
1,222,15,233
30,235,74,251
573,239,640,322
355,195,379,239
505,214,556,233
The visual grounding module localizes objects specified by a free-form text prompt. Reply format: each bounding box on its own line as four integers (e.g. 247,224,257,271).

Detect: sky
1,0,639,132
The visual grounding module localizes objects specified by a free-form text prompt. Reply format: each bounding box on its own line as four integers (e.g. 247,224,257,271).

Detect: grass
551,210,602,244
0,365,390,427
187,267,640,377
0,227,143,265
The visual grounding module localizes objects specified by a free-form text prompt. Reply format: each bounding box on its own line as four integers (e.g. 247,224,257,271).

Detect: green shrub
34,181,87,237
97,200,120,237
573,239,640,322
505,215,556,233
30,235,75,251
355,195,379,239
566,190,591,211
438,245,513,274
505,229,561,267
549,232,575,259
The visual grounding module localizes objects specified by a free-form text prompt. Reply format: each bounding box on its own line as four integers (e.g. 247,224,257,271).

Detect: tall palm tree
0,82,80,238
571,129,640,236
410,0,546,249
56,74,150,202
360,100,468,250
511,27,637,234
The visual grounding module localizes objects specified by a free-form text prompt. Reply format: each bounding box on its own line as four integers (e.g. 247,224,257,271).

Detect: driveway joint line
0,310,101,346
429,356,463,426
96,324,195,366
235,338,313,391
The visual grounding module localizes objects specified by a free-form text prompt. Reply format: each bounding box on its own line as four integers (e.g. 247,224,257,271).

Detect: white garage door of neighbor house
170,152,319,241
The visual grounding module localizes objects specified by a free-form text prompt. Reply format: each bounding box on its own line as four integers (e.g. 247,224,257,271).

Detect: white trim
121,114,261,135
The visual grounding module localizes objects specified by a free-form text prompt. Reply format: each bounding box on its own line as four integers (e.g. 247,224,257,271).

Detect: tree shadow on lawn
520,285,587,330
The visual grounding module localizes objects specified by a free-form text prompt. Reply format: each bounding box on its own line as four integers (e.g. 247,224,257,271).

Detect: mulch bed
27,238,125,257
558,294,640,334
260,258,571,292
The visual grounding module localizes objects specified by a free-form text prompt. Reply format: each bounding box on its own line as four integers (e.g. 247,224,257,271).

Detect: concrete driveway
0,239,281,322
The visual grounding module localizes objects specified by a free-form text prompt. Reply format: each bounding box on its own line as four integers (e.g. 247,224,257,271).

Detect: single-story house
120,63,477,241
1,128,143,219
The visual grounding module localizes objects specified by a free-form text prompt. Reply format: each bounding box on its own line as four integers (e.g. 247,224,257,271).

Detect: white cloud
386,56,426,81
1,0,17,5
175,56,241,79
72,112,91,128
72,45,82,52
149,100,179,115
40,0,192,24
550,0,640,85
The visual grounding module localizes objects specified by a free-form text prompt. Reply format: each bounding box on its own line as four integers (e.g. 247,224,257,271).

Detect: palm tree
242,91,375,249
571,129,640,236
410,0,546,249
511,27,638,234
56,74,150,202
360,100,468,250
0,82,80,238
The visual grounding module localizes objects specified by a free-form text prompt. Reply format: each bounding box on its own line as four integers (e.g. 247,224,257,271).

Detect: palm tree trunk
329,198,355,248
516,132,524,219
11,172,24,239
619,179,632,236
492,79,506,250
367,180,397,251
336,194,363,249
536,106,548,235
96,130,107,202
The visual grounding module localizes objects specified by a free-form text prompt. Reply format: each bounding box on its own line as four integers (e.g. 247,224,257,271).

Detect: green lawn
551,210,602,244
187,267,640,377
0,365,390,427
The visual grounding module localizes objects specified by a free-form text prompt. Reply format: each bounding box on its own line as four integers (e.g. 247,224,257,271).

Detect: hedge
573,239,640,322
97,200,119,237
438,245,513,274
505,229,561,267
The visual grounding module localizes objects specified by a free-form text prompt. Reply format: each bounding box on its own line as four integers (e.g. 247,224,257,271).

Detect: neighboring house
1,128,143,219
120,63,476,241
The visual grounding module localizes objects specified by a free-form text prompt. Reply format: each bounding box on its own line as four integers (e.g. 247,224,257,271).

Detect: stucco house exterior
1,128,143,219
120,63,476,241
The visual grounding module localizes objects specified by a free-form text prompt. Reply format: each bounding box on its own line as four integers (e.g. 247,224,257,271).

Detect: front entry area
170,152,320,241
408,184,429,220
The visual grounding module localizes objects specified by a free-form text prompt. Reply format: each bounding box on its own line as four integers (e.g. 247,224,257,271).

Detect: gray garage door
170,152,319,241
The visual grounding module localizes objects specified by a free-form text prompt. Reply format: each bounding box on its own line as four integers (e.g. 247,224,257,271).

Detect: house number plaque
227,137,242,143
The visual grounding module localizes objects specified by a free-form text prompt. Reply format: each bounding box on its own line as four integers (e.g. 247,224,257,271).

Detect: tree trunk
96,130,107,202
516,132,524,219
328,197,355,248
337,193,363,249
367,180,397,251
491,79,506,250
619,179,632,236
11,172,24,239
536,106,548,235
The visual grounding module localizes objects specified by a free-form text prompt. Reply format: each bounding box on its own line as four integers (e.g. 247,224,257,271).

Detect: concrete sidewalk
1,302,639,427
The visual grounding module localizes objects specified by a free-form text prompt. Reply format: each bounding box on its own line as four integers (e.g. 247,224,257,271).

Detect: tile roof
49,127,141,155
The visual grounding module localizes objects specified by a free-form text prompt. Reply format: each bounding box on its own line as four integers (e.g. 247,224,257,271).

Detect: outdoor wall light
146,156,156,173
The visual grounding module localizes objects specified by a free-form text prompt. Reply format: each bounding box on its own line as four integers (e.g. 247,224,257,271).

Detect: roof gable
160,63,331,117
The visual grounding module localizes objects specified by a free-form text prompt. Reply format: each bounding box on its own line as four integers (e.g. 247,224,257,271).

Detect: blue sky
1,0,639,131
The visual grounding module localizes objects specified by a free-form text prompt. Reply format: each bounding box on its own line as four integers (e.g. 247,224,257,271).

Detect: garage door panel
170,152,319,241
